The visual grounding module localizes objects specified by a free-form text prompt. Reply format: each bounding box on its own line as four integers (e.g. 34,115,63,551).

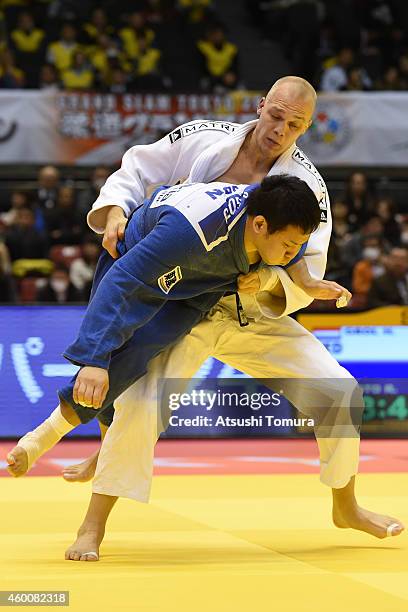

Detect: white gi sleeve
255,172,332,319
87,121,229,234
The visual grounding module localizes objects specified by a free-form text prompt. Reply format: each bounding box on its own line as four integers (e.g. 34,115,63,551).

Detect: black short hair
246,174,321,235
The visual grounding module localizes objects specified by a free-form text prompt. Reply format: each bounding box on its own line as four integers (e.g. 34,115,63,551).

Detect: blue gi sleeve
63,213,203,370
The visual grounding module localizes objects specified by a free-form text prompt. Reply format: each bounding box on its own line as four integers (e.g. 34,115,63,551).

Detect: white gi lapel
266,143,297,176
188,120,258,183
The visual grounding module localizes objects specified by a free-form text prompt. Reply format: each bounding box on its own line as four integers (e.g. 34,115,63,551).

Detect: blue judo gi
58,182,306,424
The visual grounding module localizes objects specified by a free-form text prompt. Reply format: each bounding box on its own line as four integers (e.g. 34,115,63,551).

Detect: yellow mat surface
1,473,408,612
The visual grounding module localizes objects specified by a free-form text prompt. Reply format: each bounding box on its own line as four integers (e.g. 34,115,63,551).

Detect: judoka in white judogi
81,116,362,502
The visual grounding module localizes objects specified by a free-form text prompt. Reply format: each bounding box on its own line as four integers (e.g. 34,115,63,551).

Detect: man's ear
257,97,266,116
253,215,268,234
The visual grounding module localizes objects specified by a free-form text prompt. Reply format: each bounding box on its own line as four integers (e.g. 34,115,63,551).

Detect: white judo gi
86,119,360,500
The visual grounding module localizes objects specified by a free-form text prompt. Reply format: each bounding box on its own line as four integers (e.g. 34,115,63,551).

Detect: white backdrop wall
0,91,407,166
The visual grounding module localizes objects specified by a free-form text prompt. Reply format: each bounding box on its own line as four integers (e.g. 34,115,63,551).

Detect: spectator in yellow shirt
130,35,161,91
9,11,45,87
82,8,114,48
10,11,45,53
119,11,155,60
61,50,94,90
197,25,238,92
178,0,214,27
47,22,79,74
89,34,130,86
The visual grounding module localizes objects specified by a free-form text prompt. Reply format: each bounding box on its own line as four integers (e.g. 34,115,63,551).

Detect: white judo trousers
92,298,360,502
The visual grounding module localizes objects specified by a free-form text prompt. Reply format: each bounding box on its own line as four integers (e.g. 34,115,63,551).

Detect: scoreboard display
299,307,408,436
0,305,407,438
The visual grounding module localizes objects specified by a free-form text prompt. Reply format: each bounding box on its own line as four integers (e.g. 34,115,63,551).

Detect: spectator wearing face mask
342,216,387,269
37,264,82,303
367,247,408,307
69,235,101,300
77,167,110,218
351,234,387,307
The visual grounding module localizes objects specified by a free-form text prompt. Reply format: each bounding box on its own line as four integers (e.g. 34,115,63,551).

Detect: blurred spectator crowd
325,171,408,310
1,0,408,93
0,165,107,304
0,0,241,93
0,164,407,310
249,0,408,91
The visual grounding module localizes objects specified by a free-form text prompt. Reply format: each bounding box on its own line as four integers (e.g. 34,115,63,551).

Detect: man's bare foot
65,524,105,561
62,450,99,483
333,502,405,539
6,446,29,477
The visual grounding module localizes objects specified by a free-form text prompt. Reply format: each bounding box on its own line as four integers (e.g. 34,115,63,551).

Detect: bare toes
390,524,404,537
80,553,98,562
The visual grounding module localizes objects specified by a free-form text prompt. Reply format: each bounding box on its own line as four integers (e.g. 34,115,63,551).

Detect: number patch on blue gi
158,266,183,294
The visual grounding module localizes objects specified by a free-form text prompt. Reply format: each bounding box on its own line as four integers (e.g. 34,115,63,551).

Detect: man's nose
274,121,285,137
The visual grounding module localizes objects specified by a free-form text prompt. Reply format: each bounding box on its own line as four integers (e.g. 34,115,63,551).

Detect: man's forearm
285,258,311,292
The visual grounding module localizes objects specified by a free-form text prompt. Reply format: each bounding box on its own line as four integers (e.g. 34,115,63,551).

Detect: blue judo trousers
58,181,306,426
